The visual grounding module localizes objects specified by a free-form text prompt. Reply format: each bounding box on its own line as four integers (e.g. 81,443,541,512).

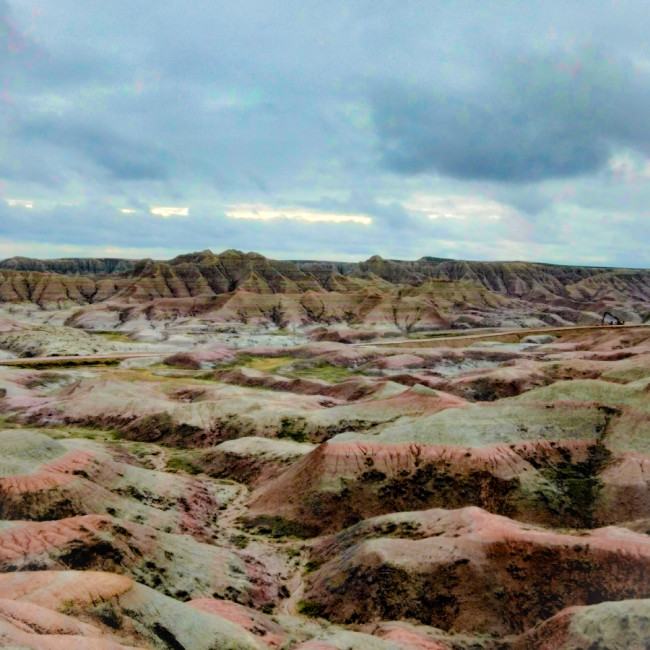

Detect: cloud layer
0,0,649,267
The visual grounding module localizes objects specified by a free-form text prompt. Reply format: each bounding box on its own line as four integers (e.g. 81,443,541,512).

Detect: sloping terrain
0,304,648,647
0,250,648,329
302,506,650,633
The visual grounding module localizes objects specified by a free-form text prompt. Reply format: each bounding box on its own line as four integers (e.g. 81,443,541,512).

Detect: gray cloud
372,48,650,183
18,119,173,181
0,1,649,267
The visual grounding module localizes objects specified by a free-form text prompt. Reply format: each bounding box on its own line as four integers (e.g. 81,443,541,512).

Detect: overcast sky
1,1,649,266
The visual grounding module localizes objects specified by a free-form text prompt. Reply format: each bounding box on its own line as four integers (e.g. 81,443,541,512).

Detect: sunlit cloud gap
226,206,372,225
150,206,189,217
405,194,512,222
6,199,34,209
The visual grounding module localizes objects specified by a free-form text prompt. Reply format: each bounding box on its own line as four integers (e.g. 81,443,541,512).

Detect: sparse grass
58,599,78,615
0,414,18,429
91,602,123,629
39,425,122,441
240,515,315,539
91,330,134,342
288,362,359,383
297,600,324,618
24,372,65,389
602,366,650,383
166,454,201,475
421,330,475,339
244,356,294,373
538,444,612,528
278,417,309,442
304,559,322,573
230,534,250,549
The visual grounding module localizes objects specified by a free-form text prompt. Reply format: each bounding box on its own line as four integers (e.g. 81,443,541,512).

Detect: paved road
353,323,649,348
0,323,647,365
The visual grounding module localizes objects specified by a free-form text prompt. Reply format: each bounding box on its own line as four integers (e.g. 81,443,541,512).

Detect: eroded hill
0,320,649,647
0,250,648,330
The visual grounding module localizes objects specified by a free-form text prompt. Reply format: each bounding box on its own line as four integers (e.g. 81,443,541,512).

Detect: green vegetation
39,425,122,441
297,600,324,618
243,355,293,373
166,453,201,475
127,411,201,444
240,515,315,539
58,599,78,615
602,366,650,383
91,602,123,629
304,559,322,573
230,534,250,549
92,330,134,342
278,417,309,443
421,330,472,339
288,362,359,383
537,444,612,527
0,414,18,429
24,372,66,389
377,462,518,517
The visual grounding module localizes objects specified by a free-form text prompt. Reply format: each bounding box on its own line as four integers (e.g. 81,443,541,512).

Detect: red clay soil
188,599,286,648
248,439,650,533
303,506,650,635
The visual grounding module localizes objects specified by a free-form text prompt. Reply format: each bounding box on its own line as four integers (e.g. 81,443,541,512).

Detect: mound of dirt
249,439,650,533
0,514,280,607
196,436,316,486
302,507,650,635
0,430,232,540
0,570,266,649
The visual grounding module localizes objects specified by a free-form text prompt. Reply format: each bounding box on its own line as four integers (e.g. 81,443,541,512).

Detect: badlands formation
0,249,648,649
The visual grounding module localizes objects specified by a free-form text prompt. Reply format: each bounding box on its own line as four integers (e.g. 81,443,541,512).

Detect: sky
1,0,649,267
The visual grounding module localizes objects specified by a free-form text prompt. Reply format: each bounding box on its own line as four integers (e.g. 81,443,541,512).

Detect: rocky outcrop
302,507,650,634
0,256,135,275
248,439,650,533
0,249,647,325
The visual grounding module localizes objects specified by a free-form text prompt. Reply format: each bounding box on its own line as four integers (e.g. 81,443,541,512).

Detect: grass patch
244,356,294,373
304,559,322,573
58,599,78,615
240,515,316,539
166,453,201,475
91,330,134,342
0,414,18,429
538,444,612,527
40,425,122,441
421,330,476,339
270,328,292,336
230,534,250,549
91,602,123,629
297,600,324,618
278,417,308,443
24,372,66,389
288,362,359,383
